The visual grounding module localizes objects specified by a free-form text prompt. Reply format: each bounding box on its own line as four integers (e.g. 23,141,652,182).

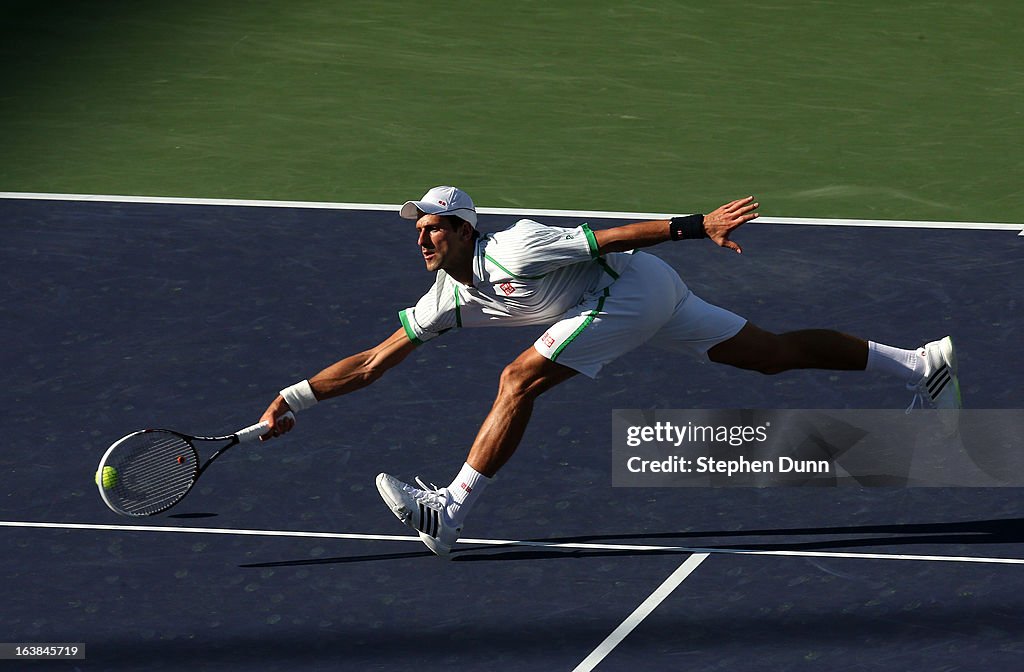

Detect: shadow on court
240,549,437,568
531,516,1024,552
236,517,1024,567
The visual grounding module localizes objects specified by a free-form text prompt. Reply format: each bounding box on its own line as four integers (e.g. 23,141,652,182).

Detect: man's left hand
704,196,759,254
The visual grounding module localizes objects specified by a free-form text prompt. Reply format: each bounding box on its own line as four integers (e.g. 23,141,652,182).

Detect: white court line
3,520,1024,565
5,521,1020,668
0,191,400,212
1,191,1022,234
572,553,709,672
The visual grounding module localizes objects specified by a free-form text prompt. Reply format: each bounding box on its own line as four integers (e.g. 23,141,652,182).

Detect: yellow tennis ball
95,466,118,489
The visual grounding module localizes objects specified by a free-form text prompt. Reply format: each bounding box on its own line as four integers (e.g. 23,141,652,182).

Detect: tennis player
258,186,961,557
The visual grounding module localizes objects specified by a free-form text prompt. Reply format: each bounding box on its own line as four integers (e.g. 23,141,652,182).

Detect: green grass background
1,0,1021,220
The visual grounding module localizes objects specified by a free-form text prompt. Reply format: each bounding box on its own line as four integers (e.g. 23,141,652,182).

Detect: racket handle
236,411,295,443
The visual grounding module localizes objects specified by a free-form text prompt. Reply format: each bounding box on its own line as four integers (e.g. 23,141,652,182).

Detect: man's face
416,213,472,273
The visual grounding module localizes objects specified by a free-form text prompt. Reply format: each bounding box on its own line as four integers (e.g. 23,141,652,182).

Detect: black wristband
669,214,706,240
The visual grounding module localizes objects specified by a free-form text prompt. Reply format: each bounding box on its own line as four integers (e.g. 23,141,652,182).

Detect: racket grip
236,411,295,443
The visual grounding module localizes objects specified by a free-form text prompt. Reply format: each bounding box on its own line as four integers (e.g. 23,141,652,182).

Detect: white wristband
280,379,318,412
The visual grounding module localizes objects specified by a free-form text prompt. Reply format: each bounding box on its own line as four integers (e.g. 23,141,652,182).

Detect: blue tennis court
1,196,1022,670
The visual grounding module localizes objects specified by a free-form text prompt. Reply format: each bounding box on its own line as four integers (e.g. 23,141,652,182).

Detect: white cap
400,185,477,227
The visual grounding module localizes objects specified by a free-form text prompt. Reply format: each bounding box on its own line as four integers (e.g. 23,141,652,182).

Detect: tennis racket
95,412,294,517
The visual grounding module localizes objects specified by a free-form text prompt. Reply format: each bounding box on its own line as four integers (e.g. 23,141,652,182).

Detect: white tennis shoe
375,473,462,558
907,336,962,411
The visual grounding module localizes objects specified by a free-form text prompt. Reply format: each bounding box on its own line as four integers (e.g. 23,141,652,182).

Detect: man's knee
498,358,536,398
498,350,577,400
707,324,789,375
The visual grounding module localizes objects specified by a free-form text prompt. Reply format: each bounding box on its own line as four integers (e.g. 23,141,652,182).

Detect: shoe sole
375,473,412,525
418,531,453,557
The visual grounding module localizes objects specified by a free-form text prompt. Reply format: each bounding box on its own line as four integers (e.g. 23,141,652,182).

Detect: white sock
446,462,491,527
866,341,926,382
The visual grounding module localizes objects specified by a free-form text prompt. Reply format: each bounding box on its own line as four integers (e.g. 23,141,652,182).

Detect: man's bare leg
707,322,868,374
466,324,868,477
466,347,578,477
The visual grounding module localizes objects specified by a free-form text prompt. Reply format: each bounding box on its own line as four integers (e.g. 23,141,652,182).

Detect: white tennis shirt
399,219,634,343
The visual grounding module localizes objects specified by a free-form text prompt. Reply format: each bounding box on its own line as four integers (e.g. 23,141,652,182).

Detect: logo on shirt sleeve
499,281,515,295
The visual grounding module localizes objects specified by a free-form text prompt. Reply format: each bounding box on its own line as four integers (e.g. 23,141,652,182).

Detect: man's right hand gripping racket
95,413,294,517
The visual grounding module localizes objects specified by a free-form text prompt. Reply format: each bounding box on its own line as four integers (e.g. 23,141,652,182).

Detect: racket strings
103,432,197,515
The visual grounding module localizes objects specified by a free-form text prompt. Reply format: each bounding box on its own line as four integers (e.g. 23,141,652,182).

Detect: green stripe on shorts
551,287,610,362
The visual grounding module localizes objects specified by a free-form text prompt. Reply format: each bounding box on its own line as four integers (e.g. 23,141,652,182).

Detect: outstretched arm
259,327,418,439
593,196,759,255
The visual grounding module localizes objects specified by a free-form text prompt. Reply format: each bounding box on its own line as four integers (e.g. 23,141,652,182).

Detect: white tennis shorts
533,251,747,378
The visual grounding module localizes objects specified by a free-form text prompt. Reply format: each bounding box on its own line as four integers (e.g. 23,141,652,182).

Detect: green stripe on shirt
398,309,423,345
581,223,599,258
483,253,547,280
454,285,462,327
